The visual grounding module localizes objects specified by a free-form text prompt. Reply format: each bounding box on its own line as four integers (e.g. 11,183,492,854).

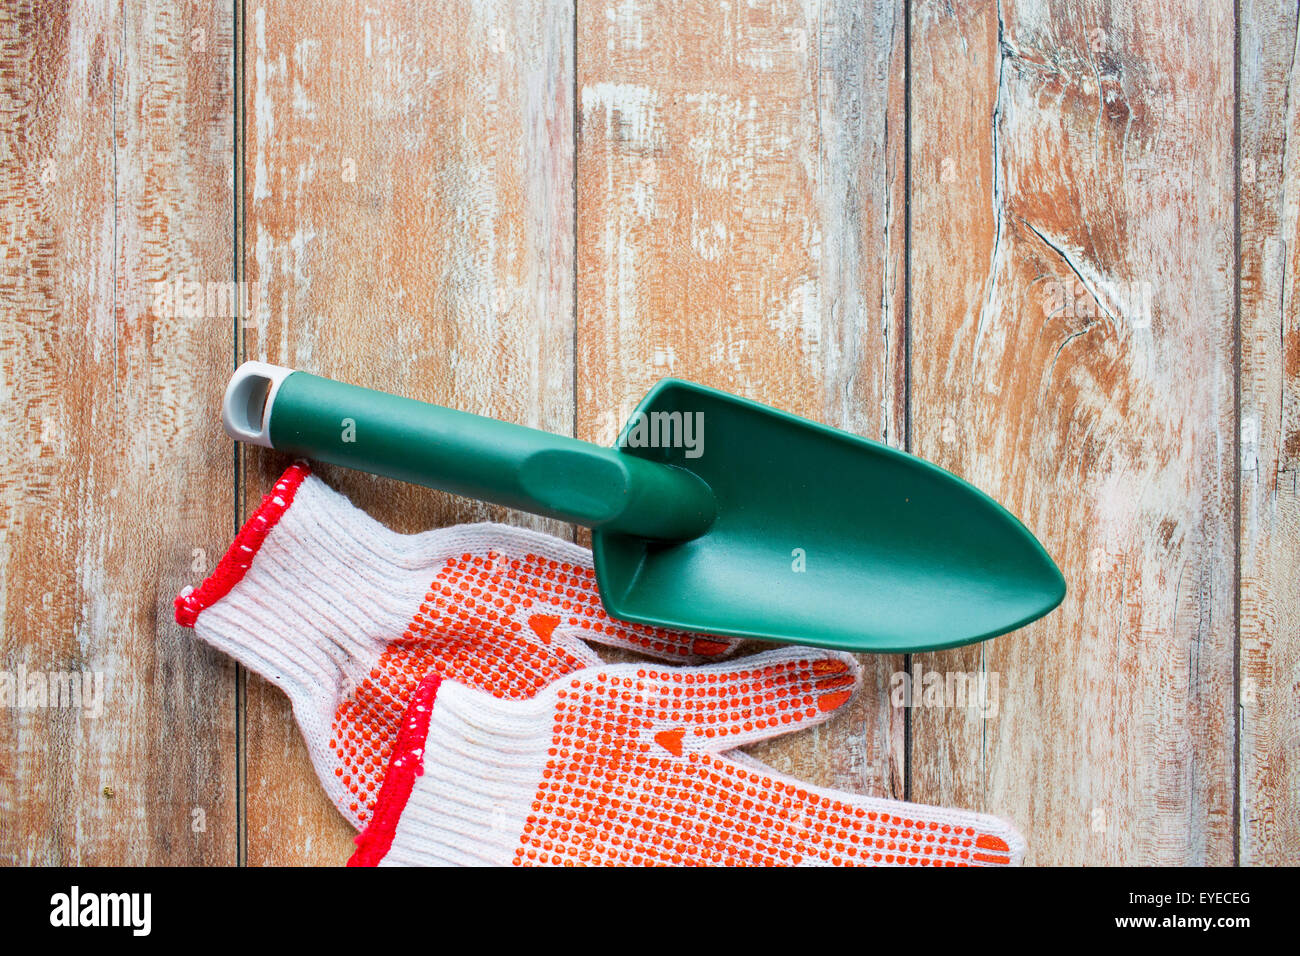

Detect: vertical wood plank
242,0,574,864
0,0,237,863
909,0,1236,863
1239,0,1300,866
576,0,908,796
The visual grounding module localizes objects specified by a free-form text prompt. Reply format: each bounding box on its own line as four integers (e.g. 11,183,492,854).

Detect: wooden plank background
1,0,237,864
0,0,1294,865
910,0,1238,865
1240,0,1300,866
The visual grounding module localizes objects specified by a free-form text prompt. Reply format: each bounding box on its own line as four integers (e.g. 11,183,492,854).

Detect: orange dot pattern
514,661,1013,867
329,548,731,826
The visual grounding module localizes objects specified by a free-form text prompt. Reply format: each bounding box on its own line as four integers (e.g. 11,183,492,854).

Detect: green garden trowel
223,362,1065,653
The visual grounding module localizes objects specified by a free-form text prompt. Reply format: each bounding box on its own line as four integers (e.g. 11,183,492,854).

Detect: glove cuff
175,464,431,722
350,674,549,867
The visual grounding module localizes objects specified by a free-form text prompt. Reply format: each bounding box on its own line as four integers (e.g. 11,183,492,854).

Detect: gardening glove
349,652,1026,867
175,463,741,829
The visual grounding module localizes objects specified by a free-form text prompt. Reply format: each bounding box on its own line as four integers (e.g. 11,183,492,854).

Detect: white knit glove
175,464,742,829
350,652,1026,867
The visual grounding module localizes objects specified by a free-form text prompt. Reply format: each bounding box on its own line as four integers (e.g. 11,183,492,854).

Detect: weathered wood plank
576,0,908,796
241,0,574,864
0,0,237,864
1238,0,1300,866
909,0,1236,864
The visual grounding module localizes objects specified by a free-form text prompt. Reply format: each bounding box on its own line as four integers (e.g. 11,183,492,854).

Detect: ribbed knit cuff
350,676,551,867
175,465,432,728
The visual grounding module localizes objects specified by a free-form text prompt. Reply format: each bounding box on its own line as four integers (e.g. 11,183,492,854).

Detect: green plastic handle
223,363,716,541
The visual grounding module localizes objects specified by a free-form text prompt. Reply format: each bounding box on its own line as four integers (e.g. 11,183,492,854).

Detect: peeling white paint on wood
909,0,1237,865
240,0,575,864
1238,0,1300,866
0,0,238,864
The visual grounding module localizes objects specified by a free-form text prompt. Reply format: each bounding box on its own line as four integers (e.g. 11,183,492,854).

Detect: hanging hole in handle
222,362,294,448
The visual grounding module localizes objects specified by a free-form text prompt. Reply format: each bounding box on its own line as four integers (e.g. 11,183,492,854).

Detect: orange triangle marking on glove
655,727,685,756
529,614,560,644
818,690,853,712
813,659,849,675
691,638,731,656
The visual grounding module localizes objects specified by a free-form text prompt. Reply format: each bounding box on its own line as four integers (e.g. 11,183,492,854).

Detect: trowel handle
221,362,715,541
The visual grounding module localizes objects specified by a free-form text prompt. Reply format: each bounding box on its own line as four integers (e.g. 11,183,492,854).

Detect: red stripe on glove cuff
174,462,311,627
348,671,443,867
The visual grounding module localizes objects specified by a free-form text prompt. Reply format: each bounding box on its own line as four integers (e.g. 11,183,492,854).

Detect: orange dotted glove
176,464,741,828
350,650,1026,867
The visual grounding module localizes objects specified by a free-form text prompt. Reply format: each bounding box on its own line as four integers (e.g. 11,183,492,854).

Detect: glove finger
570,646,859,756
720,751,1025,865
